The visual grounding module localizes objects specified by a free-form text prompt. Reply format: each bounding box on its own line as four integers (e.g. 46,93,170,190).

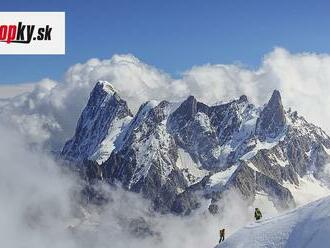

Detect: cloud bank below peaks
0,119,263,248
1,47,330,150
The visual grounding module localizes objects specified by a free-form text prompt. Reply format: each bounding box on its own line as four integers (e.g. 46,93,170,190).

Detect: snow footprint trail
216,196,330,248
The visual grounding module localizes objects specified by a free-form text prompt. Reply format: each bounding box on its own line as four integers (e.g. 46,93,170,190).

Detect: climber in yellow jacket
255,208,262,221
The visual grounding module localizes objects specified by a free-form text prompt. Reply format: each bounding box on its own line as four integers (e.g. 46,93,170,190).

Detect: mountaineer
219,228,225,243
255,208,262,221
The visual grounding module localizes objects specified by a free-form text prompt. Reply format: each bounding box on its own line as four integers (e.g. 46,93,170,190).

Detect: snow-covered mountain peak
256,89,286,140
95,81,117,94
238,94,248,103
177,95,198,118
268,89,282,105
61,81,133,163
94,80,117,98
62,87,330,215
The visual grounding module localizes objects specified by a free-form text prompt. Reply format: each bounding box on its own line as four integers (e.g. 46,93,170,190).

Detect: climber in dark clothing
219,228,225,243
255,208,262,221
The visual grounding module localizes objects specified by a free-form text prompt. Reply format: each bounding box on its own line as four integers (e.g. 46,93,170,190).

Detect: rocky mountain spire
61,81,133,163
257,90,286,140
171,96,197,123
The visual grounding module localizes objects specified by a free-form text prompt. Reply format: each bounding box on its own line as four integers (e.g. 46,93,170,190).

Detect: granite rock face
62,82,330,214
256,90,286,140
226,162,295,210
61,81,133,164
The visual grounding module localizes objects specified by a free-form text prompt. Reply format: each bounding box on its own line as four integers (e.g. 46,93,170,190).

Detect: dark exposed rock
170,189,201,215
61,81,133,162
249,148,299,185
208,203,219,215
226,162,257,203
168,105,220,169
101,100,201,214
209,98,252,146
128,217,158,239
256,172,295,210
62,84,330,215
80,184,111,206
168,95,252,169
226,162,295,210
257,90,286,140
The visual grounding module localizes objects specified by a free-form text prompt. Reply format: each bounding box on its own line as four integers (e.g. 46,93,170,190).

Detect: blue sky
0,0,330,84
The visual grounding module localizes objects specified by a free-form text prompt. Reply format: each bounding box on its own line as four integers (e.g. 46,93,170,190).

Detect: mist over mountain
3,48,330,153
60,80,330,217
1,49,330,248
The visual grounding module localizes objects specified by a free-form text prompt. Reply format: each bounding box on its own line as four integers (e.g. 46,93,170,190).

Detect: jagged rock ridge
61,81,330,214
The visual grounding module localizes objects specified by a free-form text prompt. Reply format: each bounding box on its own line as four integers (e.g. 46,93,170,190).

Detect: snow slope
216,196,330,248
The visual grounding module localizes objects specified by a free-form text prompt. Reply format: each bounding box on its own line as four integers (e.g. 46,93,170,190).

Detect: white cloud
0,123,78,247
0,121,264,248
259,48,330,131
1,47,330,248
1,48,330,151
0,82,36,99
3,48,330,248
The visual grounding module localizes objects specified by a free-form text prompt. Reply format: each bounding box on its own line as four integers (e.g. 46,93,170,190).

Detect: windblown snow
283,175,330,206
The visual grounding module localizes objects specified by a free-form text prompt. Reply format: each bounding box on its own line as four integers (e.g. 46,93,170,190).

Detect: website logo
0,12,65,54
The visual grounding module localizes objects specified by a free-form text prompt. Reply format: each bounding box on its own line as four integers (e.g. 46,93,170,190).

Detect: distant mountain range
61,81,330,214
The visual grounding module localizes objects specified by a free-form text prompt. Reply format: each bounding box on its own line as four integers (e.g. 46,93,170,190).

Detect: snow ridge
217,196,330,248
